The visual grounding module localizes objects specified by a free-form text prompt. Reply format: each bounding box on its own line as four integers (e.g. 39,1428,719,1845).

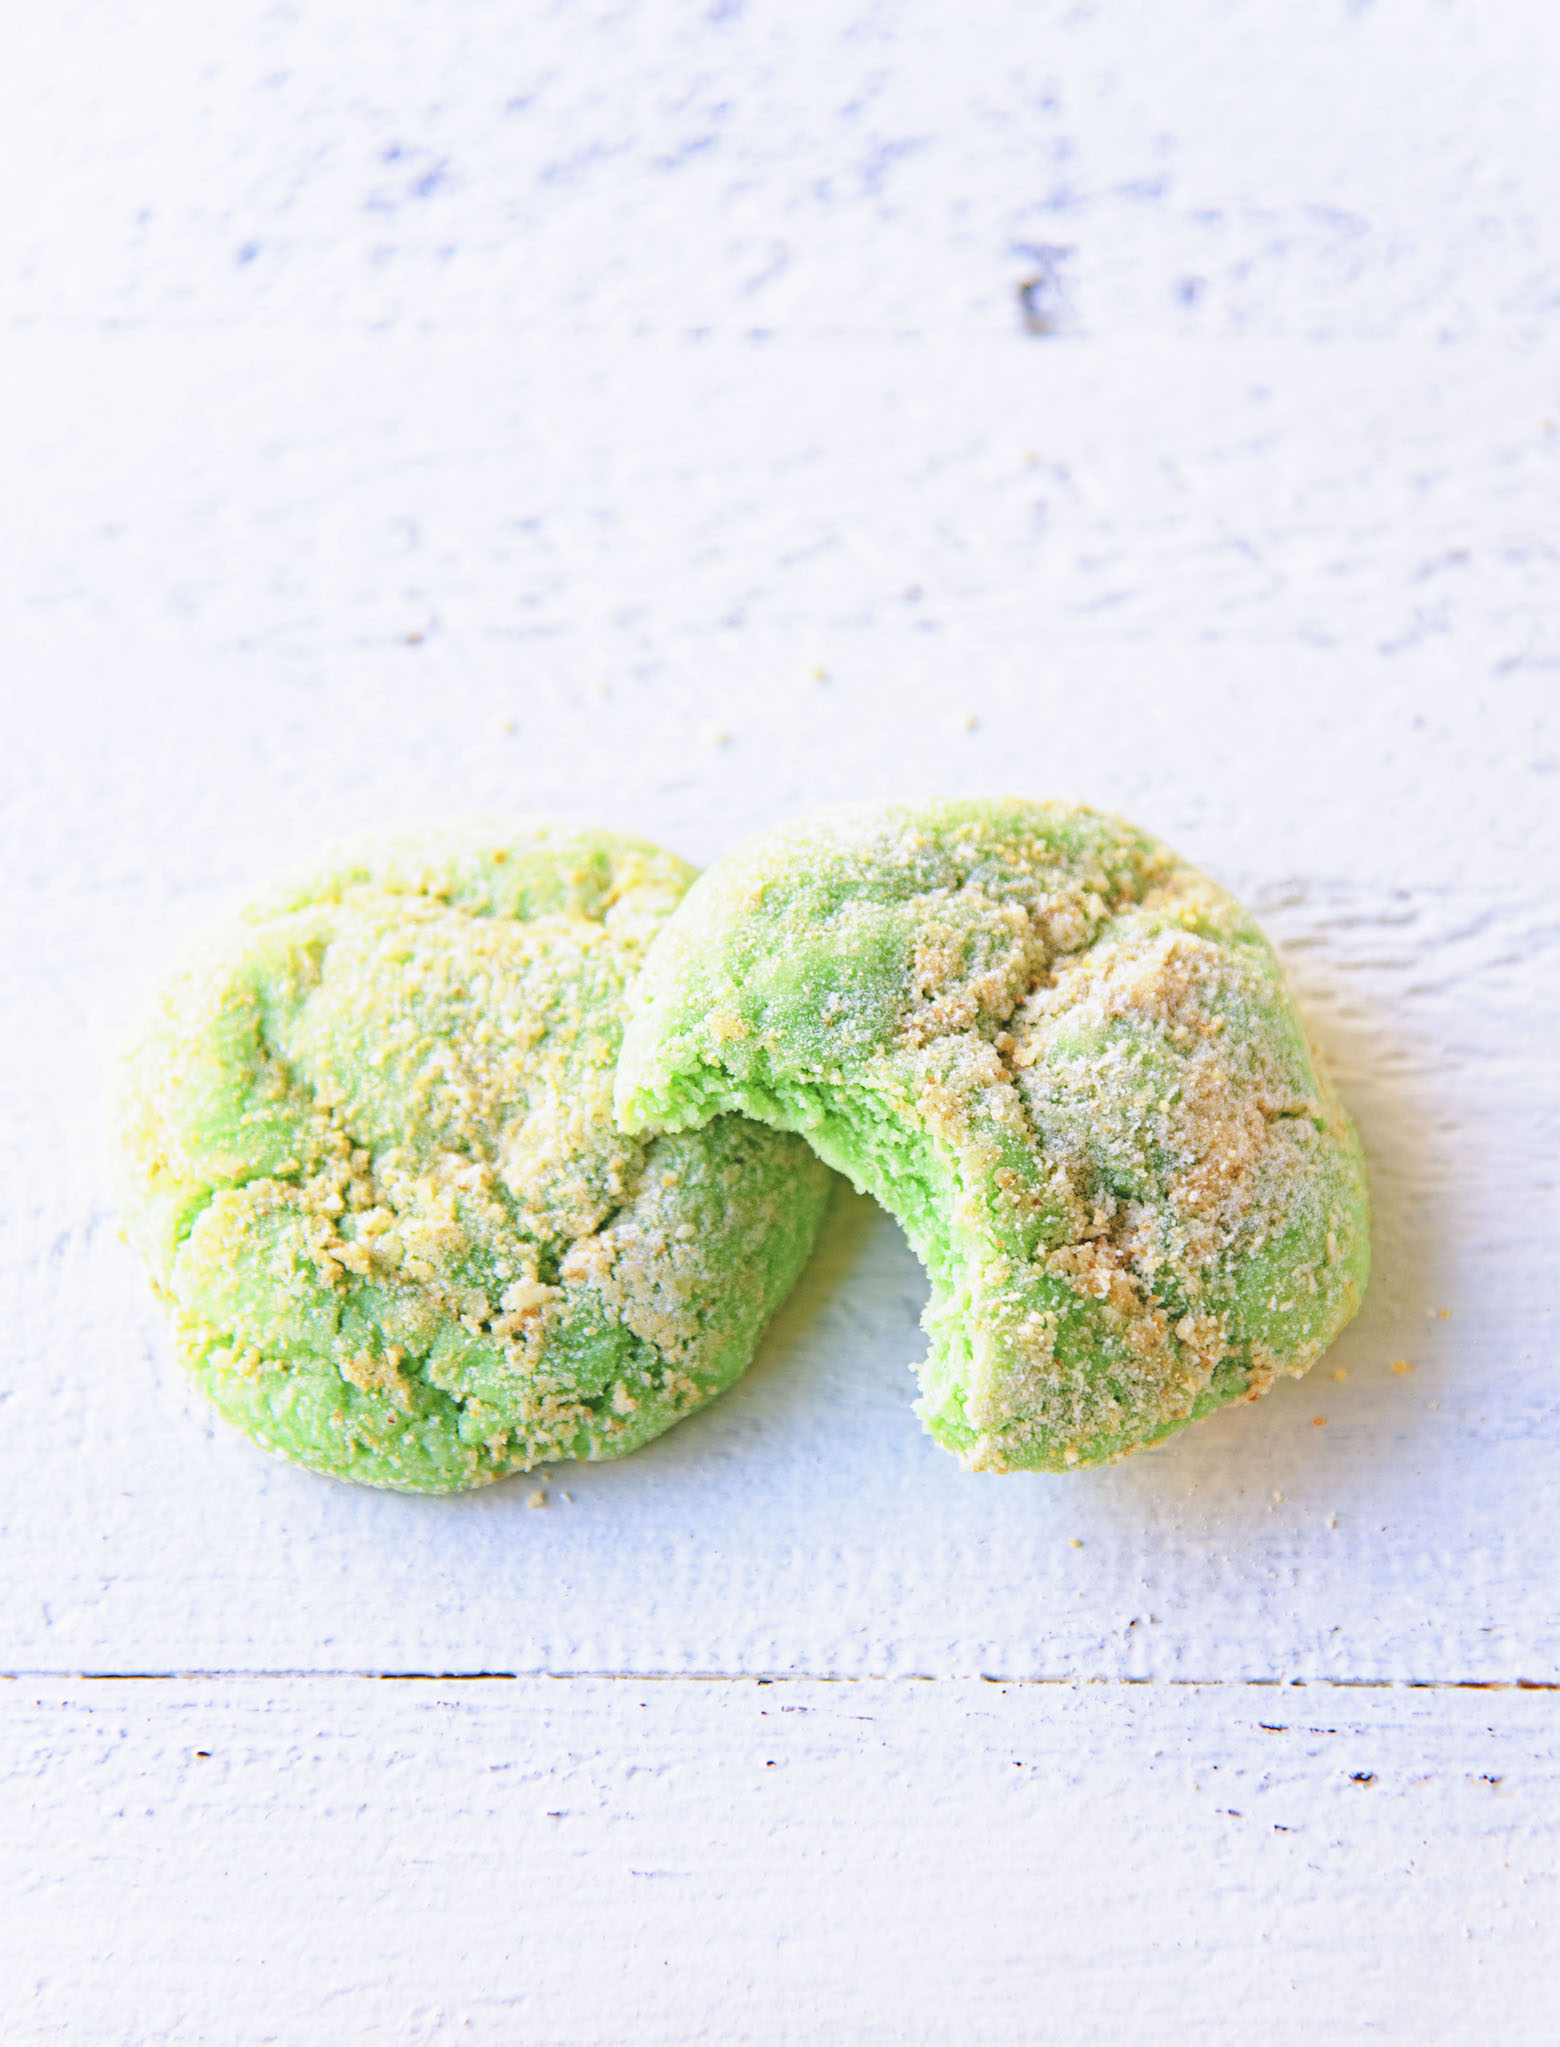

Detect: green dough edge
614,798,1370,1473
112,820,833,1492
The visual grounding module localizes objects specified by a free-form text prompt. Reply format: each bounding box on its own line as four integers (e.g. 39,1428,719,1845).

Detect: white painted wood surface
3,3,1558,2039
6,1679,1559,2044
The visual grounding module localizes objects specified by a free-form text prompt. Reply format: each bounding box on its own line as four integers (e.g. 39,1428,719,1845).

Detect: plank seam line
3,1670,1556,1690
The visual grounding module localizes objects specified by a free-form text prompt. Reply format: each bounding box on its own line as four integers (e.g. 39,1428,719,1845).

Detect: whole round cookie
113,823,833,1492
616,798,1369,1473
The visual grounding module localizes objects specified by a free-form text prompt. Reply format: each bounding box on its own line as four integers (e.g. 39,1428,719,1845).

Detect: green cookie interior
615,799,1369,1473
113,823,833,1491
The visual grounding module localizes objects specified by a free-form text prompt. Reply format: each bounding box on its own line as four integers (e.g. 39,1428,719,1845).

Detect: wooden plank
5,1677,1556,2043
5,849,1554,1680
2,4,1556,344
2,324,1555,1682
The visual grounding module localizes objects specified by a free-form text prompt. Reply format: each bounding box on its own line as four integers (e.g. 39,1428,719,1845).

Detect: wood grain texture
3,3,1558,2037
7,1677,1559,2045
3,2,1557,342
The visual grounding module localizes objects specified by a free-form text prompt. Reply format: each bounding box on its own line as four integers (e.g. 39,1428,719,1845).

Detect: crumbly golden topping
115,826,832,1487
617,799,1369,1473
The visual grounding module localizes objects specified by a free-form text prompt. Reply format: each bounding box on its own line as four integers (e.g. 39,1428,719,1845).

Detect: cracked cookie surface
112,823,833,1491
615,798,1369,1472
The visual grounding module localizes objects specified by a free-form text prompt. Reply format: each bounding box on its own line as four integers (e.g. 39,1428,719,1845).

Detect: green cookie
113,823,833,1492
616,799,1369,1473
